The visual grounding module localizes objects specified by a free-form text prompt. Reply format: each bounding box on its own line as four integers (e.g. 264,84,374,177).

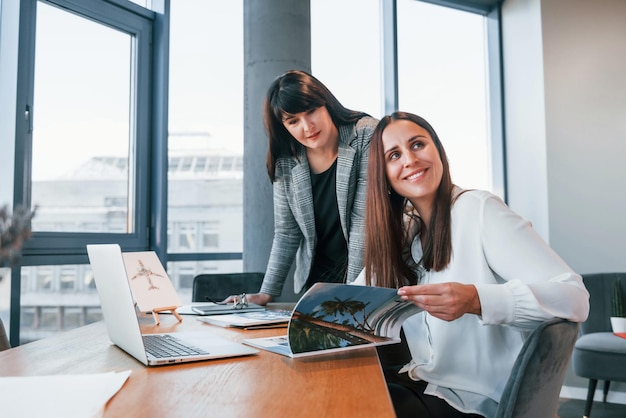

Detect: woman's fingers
398,283,481,321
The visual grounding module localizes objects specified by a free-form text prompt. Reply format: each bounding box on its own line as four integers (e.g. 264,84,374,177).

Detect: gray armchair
495,318,579,418
572,272,626,417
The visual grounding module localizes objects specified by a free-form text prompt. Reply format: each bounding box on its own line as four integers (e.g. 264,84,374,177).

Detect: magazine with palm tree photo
242,282,422,358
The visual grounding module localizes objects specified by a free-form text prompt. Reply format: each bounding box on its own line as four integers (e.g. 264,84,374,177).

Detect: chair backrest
580,272,626,334
495,318,579,418
192,272,265,302
0,317,10,351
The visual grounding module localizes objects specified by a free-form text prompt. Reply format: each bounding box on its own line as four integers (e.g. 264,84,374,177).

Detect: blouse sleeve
473,194,589,329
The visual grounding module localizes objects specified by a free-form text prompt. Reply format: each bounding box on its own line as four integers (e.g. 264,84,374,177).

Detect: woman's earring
387,188,391,195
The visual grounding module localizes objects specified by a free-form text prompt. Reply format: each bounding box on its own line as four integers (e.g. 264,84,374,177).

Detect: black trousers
383,365,484,418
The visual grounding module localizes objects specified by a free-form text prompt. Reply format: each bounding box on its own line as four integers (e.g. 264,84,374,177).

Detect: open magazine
242,283,422,358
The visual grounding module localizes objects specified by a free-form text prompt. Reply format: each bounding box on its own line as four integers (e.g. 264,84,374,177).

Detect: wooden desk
0,314,395,417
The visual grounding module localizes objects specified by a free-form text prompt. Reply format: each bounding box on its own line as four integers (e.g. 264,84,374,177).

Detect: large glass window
11,0,155,344
397,0,492,192
19,263,100,343
31,2,134,234
312,0,497,194
311,0,383,118
16,0,153,254
167,1,244,274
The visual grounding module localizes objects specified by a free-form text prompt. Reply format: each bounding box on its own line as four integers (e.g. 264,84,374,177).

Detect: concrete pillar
243,0,311,302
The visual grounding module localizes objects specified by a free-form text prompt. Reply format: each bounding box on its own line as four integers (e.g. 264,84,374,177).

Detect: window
177,223,196,251
167,261,236,303
19,263,101,343
397,0,495,193
35,267,53,291
311,0,383,118
15,0,153,254
167,0,244,274
31,2,134,234
11,0,156,344
312,0,501,195
59,266,77,291
202,221,220,249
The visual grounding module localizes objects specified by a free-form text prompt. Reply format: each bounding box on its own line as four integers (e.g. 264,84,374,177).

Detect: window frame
9,0,165,345
14,0,155,262
382,0,506,200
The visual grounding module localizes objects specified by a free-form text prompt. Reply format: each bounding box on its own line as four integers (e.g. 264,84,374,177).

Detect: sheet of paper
0,370,131,418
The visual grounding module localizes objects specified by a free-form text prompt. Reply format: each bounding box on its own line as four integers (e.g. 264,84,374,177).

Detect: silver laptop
87,244,258,366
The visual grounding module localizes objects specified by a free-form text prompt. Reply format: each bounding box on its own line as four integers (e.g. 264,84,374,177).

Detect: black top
305,159,348,289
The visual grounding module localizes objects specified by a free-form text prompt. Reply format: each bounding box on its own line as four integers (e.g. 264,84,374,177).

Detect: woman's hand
223,292,273,306
398,283,481,321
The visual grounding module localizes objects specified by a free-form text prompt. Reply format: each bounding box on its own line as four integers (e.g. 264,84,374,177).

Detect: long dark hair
364,112,455,288
264,70,368,182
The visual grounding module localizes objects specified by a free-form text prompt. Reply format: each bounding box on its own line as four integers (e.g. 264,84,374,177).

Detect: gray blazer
260,116,378,296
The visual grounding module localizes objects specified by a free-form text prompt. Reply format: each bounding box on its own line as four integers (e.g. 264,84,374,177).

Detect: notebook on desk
86,244,258,366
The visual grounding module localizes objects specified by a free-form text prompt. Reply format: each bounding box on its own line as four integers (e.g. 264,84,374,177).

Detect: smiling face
281,106,339,152
382,119,443,214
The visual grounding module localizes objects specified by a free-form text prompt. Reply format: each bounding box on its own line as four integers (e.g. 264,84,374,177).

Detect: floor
557,398,626,418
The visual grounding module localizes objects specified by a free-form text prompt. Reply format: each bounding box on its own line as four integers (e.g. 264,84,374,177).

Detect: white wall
502,0,626,402
542,0,626,274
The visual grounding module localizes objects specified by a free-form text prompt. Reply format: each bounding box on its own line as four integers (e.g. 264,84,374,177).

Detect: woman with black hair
230,70,377,305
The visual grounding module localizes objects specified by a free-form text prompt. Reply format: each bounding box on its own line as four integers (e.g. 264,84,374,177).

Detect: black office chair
495,318,579,418
192,272,265,303
572,273,626,417
0,318,10,351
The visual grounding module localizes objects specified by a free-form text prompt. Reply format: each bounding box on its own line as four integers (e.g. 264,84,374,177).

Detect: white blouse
355,188,589,417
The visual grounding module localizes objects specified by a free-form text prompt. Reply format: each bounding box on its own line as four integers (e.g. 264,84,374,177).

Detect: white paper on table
0,370,132,418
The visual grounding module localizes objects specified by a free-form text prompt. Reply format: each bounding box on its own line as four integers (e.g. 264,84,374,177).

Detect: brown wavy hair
364,112,456,288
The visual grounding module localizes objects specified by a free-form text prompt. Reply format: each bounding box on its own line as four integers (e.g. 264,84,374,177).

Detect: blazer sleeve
259,172,303,296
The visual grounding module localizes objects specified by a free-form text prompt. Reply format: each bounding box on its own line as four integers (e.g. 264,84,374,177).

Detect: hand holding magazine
242,283,422,358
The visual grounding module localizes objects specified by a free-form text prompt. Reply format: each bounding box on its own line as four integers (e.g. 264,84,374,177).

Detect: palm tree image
319,297,374,332
288,317,346,353
280,283,423,356
289,297,393,354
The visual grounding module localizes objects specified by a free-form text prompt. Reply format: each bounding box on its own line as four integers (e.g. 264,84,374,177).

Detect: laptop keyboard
143,334,209,358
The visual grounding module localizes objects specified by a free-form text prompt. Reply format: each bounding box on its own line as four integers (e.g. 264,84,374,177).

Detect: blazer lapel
336,141,356,238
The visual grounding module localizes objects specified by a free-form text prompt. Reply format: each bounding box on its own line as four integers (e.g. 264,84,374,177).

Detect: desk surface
0,312,395,417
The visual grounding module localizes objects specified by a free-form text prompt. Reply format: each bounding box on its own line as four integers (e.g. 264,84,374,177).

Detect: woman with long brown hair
358,111,589,417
